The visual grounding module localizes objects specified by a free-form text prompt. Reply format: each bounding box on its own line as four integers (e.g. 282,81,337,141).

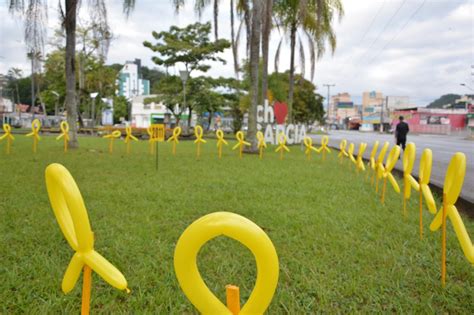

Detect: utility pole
323,84,335,124
380,96,388,133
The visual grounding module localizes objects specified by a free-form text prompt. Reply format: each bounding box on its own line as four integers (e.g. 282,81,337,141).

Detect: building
116,59,150,99
361,91,386,131
328,93,360,128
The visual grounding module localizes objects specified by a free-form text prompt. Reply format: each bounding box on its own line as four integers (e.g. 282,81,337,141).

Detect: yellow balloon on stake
216,129,228,159
232,131,251,159
418,149,437,239
303,136,320,160
26,118,41,153
56,121,70,153
402,142,420,218
338,139,348,163
167,126,182,155
124,126,138,154
355,142,367,172
174,212,279,315
275,132,290,160
194,125,207,159
378,145,401,205
319,135,331,161
256,131,267,159
347,143,356,168
366,141,379,183
375,141,389,194
103,130,121,154
45,164,129,314
0,123,14,154
429,153,472,287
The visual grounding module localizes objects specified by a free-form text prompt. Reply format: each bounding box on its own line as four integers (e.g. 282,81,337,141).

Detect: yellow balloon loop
319,135,331,161
366,141,379,182
216,129,228,159
194,125,206,159
103,130,121,154
355,142,367,172
174,212,279,315
26,119,41,153
167,126,181,156
375,141,389,194
275,132,290,160
347,143,356,164
0,123,15,154
56,121,70,153
402,142,420,216
303,136,319,160
379,145,401,204
418,149,436,214
45,163,129,294
256,131,266,159
124,126,138,143
232,131,251,159
338,139,348,160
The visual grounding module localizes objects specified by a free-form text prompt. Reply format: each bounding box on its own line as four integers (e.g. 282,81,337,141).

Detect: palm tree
260,0,273,104
274,0,343,123
7,68,23,106
9,0,136,148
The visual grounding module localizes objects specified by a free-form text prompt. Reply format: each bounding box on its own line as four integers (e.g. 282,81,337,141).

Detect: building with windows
116,59,150,99
328,93,360,128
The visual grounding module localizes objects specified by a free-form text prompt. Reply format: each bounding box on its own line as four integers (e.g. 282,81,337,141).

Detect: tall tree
274,0,343,123
7,68,23,106
260,0,273,104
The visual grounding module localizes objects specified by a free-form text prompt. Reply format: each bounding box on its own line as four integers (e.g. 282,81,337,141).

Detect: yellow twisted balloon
303,136,320,160
56,121,70,153
256,131,267,159
347,143,356,166
232,131,251,159
103,130,121,154
45,163,129,313
375,141,389,193
366,141,379,183
402,142,420,218
216,129,228,159
124,126,138,154
417,149,437,239
0,123,14,154
275,133,290,160
355,142,367,172
378,145,401,204
167,126,182,156
26,119,41,153
319,135,331,161
174,212,279,315
194,125,207,159
429,153,472,286
338,139,348,163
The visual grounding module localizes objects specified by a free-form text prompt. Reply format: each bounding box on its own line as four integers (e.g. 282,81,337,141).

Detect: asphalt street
310,130,474,204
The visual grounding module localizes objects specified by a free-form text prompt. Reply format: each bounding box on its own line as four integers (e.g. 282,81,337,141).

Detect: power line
358,0,387,44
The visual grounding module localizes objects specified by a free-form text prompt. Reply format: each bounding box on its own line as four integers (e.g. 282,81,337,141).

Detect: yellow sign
194,125,207,159
45,164,129,312
429,153,472,286
26,119,41,153
216,129,228,159
304,136,320,160
174,212,279,315
319,135,331,161
56,121,70,153
124,126,138,154
150,124,165,142
167,126,182,155
402,143,420,218
378,145,401,204
338,139,348,163
232,131,250,159
0,123,14,154
256,131,267,160
103,130,121,154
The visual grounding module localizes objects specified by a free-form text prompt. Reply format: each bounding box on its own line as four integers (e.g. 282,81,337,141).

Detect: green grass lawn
1,135,473,313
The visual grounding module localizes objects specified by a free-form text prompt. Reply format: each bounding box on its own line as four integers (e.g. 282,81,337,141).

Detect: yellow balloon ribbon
256,131,267,159
124,126,138,154
103,130,121,154
275,132,290,160
402,142,420,218
44,163,129,312
319,135,331,161
167,126,182,156
174,212,279,315
194,125,207,159
26,119,41,153
375,141,389,194
216,129,228,159
232,131,251,159
429,153,472,287
366,141,379,183
378,145,401,205
347,143,356,166
0,123,14,154
56,121,70,153
355,142,367,172
417,149,437,239
304,136,320,160
338,139,348,163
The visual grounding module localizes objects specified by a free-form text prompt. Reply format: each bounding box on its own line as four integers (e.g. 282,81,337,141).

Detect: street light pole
323,84,335,124
179,70,189,129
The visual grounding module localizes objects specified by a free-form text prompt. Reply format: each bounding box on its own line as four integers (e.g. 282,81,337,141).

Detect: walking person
395,116,409,150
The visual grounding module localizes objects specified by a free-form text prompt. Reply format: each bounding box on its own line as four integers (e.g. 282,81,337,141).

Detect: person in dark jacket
395,116,409,150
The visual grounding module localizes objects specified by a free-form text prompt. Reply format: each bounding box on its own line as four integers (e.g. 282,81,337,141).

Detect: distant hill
427,94,461,108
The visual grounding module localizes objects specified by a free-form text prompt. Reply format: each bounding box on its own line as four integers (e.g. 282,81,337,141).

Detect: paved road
310,131,474,204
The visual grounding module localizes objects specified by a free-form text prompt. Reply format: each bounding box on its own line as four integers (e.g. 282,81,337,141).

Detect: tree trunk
288,23,297,124
213,0,219,40
30,54,35,114
187,106,192,130
230,0,239,80
261,0,272,104
243,0,251,60
65,0,79,148
246,0,262,152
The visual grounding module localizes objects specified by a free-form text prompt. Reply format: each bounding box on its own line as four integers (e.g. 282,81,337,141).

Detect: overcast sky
0,0,473,106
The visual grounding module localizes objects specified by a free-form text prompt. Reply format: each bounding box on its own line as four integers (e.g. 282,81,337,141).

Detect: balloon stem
81,265,92,315
381,178,387,205
419,189,423,240
226,285,240,315
173,141,176,156
441,192,447,287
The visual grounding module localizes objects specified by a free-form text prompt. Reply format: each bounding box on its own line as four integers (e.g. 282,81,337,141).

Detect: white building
117,59,150,99
131,95,169,128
